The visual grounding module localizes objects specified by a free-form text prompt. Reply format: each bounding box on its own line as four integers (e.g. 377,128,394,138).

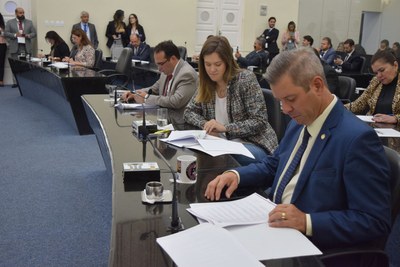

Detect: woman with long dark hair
0,13,7,86
43,30,70,60
123,13,146,46
105,9,126,49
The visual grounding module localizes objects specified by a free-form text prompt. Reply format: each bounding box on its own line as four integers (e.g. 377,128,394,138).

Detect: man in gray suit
121,40,198,126
71,11,98,49
4,7,36,58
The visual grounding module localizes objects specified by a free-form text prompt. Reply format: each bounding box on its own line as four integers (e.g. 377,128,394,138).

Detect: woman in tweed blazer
184,36,278,165
345,50,400,124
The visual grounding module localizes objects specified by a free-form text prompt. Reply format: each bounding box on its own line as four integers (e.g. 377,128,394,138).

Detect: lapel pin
321,134,326,140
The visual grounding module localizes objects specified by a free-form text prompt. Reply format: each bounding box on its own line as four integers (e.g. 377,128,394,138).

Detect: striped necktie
275,128,310,204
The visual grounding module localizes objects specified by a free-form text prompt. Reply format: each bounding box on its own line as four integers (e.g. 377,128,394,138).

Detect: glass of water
157,108,168,128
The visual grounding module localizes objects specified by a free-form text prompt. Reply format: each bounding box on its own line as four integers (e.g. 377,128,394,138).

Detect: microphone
147,134,183,233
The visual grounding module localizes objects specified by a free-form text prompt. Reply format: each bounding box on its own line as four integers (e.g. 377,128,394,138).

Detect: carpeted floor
0,86,111,266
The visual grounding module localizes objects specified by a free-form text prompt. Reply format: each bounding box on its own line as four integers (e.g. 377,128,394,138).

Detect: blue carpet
0,86,111,266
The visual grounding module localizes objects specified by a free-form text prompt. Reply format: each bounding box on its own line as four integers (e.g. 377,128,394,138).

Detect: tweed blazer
345,73,400,124
184,70,278,154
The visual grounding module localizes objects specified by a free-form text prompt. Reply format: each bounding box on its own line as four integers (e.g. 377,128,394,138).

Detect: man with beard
5,7,36,58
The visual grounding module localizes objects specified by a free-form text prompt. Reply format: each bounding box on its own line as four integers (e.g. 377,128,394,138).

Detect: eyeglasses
156,58,169,67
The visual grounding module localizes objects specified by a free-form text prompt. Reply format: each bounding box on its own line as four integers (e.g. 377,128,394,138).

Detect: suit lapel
291,101,343,203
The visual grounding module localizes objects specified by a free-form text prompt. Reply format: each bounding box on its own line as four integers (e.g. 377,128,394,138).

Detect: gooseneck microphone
147,136,182,233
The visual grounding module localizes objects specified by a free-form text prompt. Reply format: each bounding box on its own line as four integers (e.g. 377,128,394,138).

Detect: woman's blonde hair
196,36,239,103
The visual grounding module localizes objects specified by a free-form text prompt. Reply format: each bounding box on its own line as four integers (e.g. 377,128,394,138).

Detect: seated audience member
121,40,198,126
313,48,338,94
123,13,146,46
127,33,150,61
42,31,70,60
345,50,400,124
235,37,268,70
205,48,391,252
333,39,363,72
377,39,390,53
336,41,344,52
63,28,95,68
184,36,278,165
319,37,335,66
392,42,400,60
302,35,313,47
281,21,300,51
71,11,98,49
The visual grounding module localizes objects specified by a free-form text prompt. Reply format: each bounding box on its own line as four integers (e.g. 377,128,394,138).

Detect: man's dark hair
268,17,276,22
344,39,355,47
154,40,180,60
303,35,314,46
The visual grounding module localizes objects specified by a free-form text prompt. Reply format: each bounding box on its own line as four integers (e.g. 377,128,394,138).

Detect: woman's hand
373,114,398,124
203,119,226,134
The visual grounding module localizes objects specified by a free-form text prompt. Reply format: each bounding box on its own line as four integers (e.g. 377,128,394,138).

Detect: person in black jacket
123,13,146,46
260,17,279,63
43,31,70,60
105,9,126,49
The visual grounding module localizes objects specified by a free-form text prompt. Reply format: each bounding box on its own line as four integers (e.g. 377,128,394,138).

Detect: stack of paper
156,193,322,266
161,130,255,158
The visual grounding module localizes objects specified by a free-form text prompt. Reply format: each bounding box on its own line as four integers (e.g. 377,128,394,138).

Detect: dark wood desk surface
82,94,324,267
9,58,107,135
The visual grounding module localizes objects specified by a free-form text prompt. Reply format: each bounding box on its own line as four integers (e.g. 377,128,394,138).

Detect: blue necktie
83,24,87,33
275,128,310,204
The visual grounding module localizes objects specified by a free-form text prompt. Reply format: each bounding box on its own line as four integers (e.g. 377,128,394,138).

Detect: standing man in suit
127,33,150,61
71,11,98,49
235,37,268,70
319,37,335,66
121,40,198,126
205,48,391,252
334,39,363,73
4,7,36,58
261,17,279,63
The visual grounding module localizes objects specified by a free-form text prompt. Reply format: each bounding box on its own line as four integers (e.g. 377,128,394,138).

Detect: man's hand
121,91,136,103
205,171,238,201
268,204,307,233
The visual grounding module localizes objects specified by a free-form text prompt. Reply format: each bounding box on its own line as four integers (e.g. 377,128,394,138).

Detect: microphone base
168,217,184,234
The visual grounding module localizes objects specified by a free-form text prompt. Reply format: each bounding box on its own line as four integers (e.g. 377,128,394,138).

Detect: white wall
297,0,381,49
380,0,400,47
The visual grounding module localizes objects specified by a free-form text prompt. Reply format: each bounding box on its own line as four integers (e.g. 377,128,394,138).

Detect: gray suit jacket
4,18,37,54
143,59,198,126
71,22,99,49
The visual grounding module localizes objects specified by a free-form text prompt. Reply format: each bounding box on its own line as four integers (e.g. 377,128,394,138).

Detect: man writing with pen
345,49,400,124
121,40,198,126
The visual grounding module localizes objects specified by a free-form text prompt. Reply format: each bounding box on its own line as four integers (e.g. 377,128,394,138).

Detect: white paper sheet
356,115,374,122
188,193,275,227
375,128,400,137
228,224,322,260
156,223,264,267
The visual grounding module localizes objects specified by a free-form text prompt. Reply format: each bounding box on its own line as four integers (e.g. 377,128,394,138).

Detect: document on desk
161,130,254,158
356,115,374,122
375,128,400,137
156,223,264,267
187,193,274,227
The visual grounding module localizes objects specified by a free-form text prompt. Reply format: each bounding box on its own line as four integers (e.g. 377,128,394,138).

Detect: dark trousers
0,43,6,81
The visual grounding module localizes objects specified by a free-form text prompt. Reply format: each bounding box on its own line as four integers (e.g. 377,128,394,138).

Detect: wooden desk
82,94,324,267
9,58,107,135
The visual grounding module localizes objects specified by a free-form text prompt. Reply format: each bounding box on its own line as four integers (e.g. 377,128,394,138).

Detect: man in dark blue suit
334,38,363,73
205,48,391,251
235,37,268,70
127,33,150,62
319,37,336,66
